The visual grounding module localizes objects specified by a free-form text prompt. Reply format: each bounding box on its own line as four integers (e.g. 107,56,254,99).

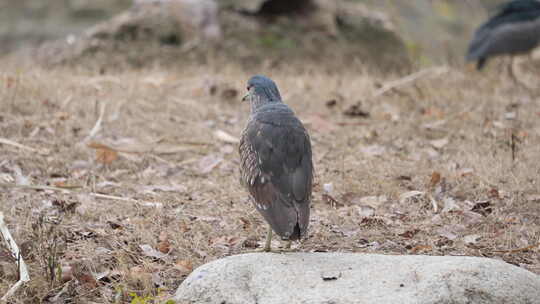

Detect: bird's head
242,75,282,111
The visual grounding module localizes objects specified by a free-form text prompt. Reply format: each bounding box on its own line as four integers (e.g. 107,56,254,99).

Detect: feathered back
239,76,313,241
466,0,540,69
484,0,540,29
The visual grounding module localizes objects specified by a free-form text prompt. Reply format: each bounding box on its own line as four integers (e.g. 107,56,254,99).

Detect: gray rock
174,252,540,304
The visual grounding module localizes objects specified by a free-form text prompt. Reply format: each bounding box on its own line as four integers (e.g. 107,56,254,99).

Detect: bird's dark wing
468,18,540,63
485,1,540,29
239,106,312,240
496,0,540,17
467,1,540,66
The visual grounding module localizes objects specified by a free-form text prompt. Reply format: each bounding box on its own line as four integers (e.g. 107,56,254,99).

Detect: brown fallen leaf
227,237,243,247
488,188,500,199
53,180,66,187
157,231,171,254
429,172,441,188
174,260,193,275
421,107,445,118
88,142,118,165
239,217,251,230
6,76,17,89
398,229,420,239
78,273,98,289
410,244,432,254
97,148,118,164
87,141,114,150
71,263,98,288
178,220,190,233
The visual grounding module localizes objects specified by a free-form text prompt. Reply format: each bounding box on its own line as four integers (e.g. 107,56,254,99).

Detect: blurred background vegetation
1,0,508,67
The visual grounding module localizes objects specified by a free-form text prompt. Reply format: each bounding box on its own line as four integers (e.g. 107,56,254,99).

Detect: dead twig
0,137,49,155
0,212,30,301
0,183,161,207
0,183,80,192
335,122,368,126
86,140,209,155
83,101,107,142
493,242,540,253
372,66,448,98
427,193,438,213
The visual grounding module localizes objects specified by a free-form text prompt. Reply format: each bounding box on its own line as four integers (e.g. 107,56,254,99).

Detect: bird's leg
508,56,518,86
263,226,272,252
276,240,294,253
509,56,534,94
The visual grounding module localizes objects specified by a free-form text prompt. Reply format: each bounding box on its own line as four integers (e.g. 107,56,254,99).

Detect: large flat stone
174,252,540,304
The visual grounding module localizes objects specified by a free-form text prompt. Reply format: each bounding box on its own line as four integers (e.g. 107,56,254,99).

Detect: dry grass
0,57,539,303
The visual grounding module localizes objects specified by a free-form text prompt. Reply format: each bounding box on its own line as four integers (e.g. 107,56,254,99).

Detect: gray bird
466,0,540,71
239,75,313,252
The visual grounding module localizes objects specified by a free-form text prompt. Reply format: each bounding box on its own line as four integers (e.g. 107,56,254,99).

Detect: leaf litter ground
0,61,539,303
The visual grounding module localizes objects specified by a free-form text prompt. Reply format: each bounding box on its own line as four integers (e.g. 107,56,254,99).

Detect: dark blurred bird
467,0,540,70
239,75,313,252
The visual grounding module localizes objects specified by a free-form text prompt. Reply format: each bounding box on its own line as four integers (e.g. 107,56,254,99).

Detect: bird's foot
243,246,273,253
244,243,293,253
276,241,297,253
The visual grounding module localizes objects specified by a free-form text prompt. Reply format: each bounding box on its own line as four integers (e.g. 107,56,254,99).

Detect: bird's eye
246,86,251,91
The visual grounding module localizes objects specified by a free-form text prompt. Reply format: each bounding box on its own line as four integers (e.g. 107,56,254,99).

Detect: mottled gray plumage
239,75,313,246
467,0,540,69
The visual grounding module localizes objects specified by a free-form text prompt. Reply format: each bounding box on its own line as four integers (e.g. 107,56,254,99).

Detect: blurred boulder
0,0,129,54
175,253,540,304
222,0,314,15
36,0,220,66
217,0,409,72
34,0,410,73
133,0,221,40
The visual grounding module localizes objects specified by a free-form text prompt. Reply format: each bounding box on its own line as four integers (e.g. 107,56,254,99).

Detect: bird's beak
242,93,249,102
